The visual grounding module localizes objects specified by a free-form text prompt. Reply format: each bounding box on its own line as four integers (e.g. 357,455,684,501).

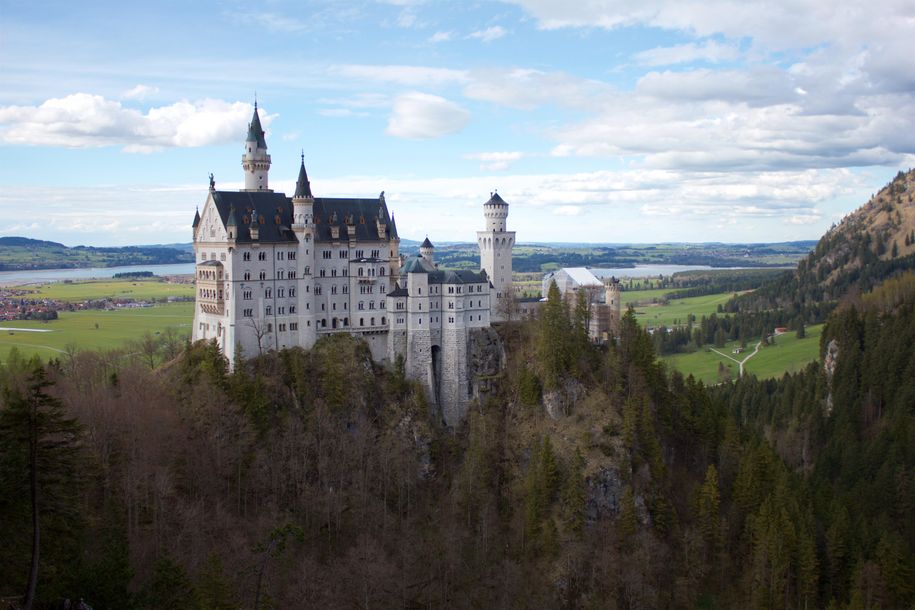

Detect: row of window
242,269,303,281
264,306,297,316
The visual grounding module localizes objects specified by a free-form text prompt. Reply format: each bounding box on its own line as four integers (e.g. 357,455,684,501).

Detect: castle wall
439,326,468,426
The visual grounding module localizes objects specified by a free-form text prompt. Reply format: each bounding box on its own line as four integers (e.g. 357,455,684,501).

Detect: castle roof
294,156,312,199
312,196,395,243
420,236,434,249
486,192,508,206
192,209,200,228
387,283,409,297
208,189,395,244
211,191,296,243
246,104,268,149
399,255,488,285
429,269,488,285
400,255,435,274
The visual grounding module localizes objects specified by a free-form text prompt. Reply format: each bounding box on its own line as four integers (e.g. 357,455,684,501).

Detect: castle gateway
192,104,514,425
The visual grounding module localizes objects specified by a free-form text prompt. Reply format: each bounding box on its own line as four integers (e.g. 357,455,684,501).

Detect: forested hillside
1,276,912,608
0,237,193,271
729,169,915,318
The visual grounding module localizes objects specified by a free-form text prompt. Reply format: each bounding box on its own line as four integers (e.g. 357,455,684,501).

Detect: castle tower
606,276,621,335
476,192,515,321
420,236,434,265
292,154,317,347
242,103,272,191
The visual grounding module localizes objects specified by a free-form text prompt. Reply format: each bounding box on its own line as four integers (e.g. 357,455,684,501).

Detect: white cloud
555,205,582,216
500,0,913,52
0,94,265,151
232,11,309,33
122,84,159,100
336,64,469,87
464,151,524,171
385,92,470,138
634,40,740,66
428,31,453,43
468,26,508,42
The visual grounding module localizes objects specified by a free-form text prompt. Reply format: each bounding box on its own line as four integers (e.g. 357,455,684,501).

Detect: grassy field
0,302,193,362
663,324,823,385
13,279,195,302
633,292,737,328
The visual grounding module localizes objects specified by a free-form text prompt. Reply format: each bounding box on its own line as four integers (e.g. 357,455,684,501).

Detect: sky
1,0,914,247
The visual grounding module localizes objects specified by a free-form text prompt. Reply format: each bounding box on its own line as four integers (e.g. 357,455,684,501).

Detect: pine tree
196,553,236,610
0,357,85,610
697,464,721,551
560,449,587,534
538,280,571,390
143,556,199,609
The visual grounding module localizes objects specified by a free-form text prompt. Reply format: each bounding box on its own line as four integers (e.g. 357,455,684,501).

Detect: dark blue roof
246,105,268,149
209,189,395,244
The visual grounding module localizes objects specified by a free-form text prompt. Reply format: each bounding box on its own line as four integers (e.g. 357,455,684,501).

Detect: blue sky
1,0,913,246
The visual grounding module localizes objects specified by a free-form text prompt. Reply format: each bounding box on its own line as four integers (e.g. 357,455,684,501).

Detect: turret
420,236,434,265
477,191,516,322
483,192,509,231
241,102,271,191
292,154,313,231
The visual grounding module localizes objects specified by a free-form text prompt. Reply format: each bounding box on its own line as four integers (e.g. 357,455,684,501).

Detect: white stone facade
192,106,514,425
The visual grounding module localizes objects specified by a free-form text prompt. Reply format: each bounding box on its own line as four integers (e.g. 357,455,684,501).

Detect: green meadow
663,324,823,385
0,302,193,362
631,291,736,327
19,279,195,302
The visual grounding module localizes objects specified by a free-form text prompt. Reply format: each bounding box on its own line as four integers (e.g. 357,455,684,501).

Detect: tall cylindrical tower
476,192,516,322
242,103,271,191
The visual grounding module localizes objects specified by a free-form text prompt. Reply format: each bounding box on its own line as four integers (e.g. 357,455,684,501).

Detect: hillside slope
730,168,915,315
0,236,194,271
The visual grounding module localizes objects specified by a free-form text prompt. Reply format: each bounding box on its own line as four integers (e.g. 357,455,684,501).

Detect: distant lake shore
0,262,795,286
0,263,197,285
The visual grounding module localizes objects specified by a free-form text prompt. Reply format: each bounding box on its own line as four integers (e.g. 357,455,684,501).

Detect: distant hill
0,236,194,271
730,168,915,315
0,236,67,249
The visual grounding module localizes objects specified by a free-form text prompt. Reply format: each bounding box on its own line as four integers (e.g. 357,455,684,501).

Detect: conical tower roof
421,236,434,249
294,154,312,198
245,102,268,149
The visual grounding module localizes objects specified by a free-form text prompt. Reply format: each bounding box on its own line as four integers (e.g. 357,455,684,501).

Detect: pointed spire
246,102,268,149
390,213,399,239
421,236,434,249
226,205,237,227
192,208,201,228
294,152,312,198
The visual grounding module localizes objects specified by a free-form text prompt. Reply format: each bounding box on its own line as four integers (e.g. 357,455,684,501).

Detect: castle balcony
196,260,225,316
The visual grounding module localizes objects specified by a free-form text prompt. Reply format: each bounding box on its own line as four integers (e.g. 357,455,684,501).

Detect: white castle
192,104,515,425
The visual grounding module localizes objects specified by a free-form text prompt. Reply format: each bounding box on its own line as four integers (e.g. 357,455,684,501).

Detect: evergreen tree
560,449,587,534
142,556,199,609
0,357,85,609
697,464,721,552
538,280,571,390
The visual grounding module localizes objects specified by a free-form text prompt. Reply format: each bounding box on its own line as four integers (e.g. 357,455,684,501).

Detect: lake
591,264,726,278
0,263,196,285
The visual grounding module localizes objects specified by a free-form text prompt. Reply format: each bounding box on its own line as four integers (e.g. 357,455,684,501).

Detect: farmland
0,302,193,362
663,324,823,385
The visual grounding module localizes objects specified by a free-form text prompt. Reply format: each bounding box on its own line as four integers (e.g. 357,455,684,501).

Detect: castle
192,104,514,425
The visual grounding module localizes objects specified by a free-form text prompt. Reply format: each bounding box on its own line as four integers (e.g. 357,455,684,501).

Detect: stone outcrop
823,338,839,415
467,327,504,404
586,466,622,523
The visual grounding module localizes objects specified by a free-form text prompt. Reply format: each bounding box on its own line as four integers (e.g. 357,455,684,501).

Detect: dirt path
710,340,762,377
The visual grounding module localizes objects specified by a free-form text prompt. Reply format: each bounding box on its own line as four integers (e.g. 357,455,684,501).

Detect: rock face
467,327,503,405
542,379,586,420
823,338,839,415
586,467,622,524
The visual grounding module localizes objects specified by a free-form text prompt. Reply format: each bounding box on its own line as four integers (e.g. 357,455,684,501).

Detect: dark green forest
1,271,913,608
